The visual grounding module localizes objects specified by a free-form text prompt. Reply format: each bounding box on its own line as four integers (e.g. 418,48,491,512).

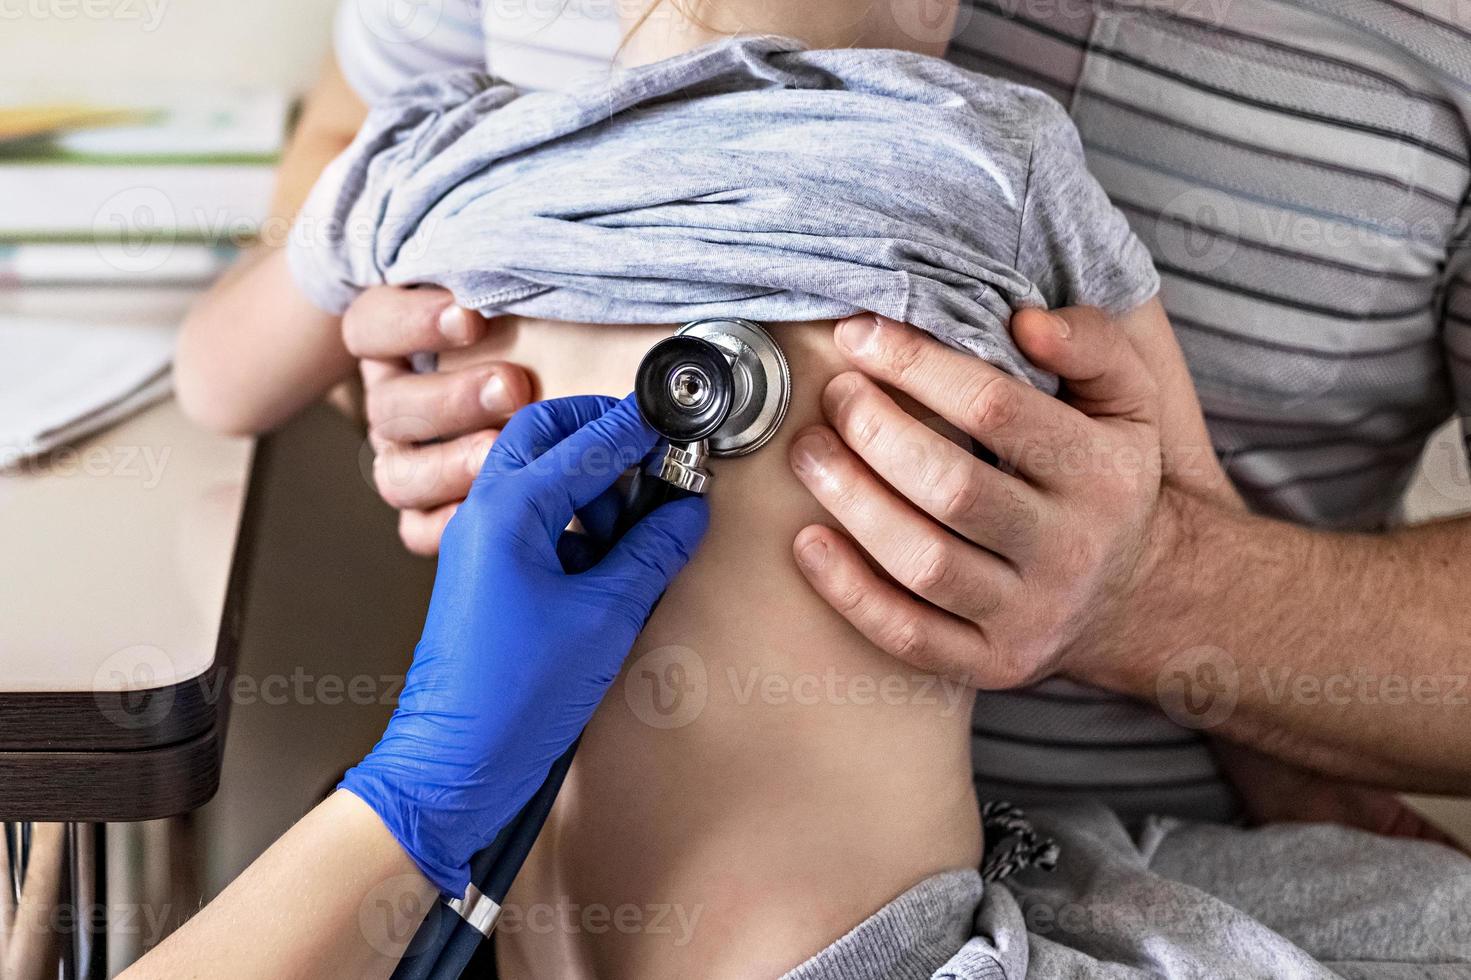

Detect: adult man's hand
796,302,1471,793
788,307,1172,688
343,286,533,555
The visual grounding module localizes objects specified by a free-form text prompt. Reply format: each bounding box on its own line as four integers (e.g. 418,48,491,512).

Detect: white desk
0,286,254,821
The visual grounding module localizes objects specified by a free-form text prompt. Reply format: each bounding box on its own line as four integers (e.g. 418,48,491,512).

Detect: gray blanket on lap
287,34,1158,394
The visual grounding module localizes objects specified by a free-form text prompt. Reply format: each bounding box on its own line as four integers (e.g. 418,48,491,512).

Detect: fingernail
438,305,474,346
791,431,831,476
796,535,829,571
836,315,880,356
479,374,510,413
826,372,860,406
1050,312,1071,341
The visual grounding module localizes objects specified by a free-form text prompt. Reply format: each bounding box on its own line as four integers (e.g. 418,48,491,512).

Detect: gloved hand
340,394,709,897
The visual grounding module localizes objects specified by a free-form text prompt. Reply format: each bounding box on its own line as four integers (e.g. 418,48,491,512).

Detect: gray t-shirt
289,34,1158,395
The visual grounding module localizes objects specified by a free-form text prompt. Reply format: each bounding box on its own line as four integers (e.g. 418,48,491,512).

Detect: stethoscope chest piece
634,318,791,494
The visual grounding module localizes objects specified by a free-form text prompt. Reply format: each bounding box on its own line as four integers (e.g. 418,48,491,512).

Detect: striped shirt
333,0,1471,822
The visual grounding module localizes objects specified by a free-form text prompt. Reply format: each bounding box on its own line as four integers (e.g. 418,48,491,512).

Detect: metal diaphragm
674,318,790,457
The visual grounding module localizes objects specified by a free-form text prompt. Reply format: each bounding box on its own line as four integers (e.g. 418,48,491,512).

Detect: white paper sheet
0,317,174,469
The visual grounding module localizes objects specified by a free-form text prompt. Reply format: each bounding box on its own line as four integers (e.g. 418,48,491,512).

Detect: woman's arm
174,55,367,435
122,792,437,980
121,397,708,977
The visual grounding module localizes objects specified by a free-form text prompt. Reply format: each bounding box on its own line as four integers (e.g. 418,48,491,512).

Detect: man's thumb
1012,306,1156,424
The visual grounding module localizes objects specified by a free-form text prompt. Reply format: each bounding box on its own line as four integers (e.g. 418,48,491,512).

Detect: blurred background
3,1,337,94
3,2,1471,976
4,4,436,976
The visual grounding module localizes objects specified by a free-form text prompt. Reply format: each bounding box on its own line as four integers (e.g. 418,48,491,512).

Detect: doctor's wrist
338,761,481,898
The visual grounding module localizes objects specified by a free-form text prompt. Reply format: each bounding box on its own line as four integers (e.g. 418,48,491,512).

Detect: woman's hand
344,286,535,555
342,394,709,896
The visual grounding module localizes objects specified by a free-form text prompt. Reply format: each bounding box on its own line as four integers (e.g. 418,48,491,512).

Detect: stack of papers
0,91,286,285
0,317,174,469
0,89,286,460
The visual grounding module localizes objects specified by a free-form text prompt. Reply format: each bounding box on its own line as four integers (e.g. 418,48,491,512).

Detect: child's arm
174,55,367,435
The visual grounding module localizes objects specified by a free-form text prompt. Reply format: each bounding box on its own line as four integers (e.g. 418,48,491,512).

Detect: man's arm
792,303,1471,792
1088,483,1471,792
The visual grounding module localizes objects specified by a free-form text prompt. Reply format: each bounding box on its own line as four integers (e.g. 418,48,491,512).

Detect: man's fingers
1011,306,1157,424
820,372,1041,562
365,360,532,443
792,524,985,681
790,424,1014,621
832,314,1092,479
342,286,490,358
398,503,458,557
374,431,497,510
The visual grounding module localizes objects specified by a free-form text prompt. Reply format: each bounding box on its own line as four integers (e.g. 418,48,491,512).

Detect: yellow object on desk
0,106,148,147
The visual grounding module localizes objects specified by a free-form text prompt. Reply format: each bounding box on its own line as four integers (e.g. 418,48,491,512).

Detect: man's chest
955,0,1470,525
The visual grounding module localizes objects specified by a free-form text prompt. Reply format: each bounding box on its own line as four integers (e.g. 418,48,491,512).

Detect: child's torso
441,317,981,979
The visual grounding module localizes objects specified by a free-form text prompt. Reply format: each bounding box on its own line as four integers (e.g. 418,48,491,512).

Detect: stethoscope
392,318,790,980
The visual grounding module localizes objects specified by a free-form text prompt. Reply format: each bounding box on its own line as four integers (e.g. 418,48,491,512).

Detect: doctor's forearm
123,792,437,980
1080,489,1471,792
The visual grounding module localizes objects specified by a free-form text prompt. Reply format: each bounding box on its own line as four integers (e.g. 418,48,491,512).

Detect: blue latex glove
341,394,709,896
